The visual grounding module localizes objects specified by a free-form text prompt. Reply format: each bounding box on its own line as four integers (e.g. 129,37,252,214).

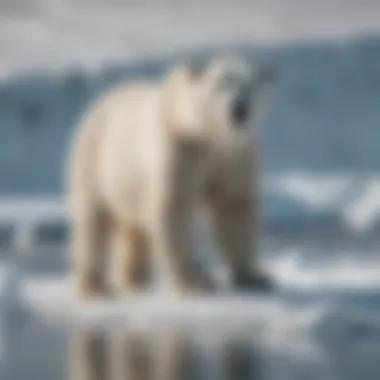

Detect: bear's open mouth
231,98,250,127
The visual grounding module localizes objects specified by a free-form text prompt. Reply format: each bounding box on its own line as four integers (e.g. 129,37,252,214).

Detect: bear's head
161,55,276,147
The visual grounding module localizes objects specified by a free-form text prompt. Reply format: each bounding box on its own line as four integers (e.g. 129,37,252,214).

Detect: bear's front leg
210,195,273,292
151,201,215,297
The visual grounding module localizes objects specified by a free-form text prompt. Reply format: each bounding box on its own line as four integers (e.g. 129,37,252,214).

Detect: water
2,300,380,380
1,234,380,380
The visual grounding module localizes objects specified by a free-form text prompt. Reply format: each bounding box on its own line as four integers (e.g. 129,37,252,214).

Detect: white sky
1,0,380,76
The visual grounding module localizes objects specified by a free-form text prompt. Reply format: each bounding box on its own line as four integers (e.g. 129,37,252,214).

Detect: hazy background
1,1,380,380
3,1,380,234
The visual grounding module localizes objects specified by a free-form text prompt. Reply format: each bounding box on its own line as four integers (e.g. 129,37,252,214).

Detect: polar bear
67,55,275,298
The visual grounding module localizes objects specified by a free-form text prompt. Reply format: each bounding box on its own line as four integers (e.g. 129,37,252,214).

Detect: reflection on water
69,326,261,380
3,295,380,380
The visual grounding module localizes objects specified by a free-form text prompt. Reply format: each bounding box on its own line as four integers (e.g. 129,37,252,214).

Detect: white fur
67,56,274,298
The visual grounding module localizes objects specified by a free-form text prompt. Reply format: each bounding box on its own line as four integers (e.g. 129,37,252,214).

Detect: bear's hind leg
73,206,111,299
112,226,151,295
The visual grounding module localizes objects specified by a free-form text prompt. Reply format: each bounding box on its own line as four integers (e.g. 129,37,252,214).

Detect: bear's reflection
69,326,261,380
